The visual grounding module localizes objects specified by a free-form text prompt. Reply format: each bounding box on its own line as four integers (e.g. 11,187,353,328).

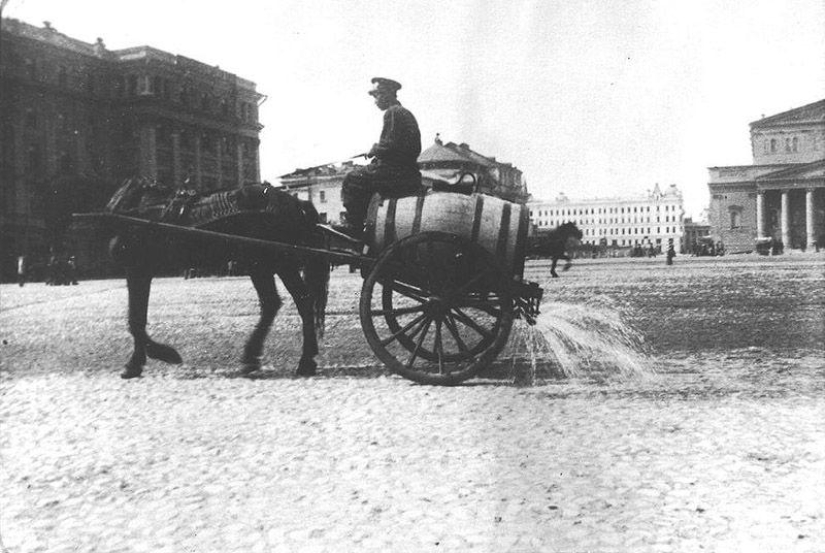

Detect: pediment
751,99,825,128
755,159,825,182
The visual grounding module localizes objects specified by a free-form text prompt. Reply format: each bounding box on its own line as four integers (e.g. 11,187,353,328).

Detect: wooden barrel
366,192,530,279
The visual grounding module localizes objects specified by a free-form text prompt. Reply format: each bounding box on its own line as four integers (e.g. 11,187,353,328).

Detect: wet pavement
1,255,824,552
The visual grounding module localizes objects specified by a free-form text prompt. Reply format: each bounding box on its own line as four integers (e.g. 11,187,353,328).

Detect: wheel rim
360,232,513,384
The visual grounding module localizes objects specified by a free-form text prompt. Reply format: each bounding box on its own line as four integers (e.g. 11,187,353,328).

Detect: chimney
434,133,442,145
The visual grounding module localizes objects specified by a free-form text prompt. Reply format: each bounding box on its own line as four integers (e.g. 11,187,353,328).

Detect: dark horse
100,178,330,379
527,222,583,277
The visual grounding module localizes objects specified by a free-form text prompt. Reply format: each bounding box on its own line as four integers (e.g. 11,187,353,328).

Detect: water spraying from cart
504,299,657,385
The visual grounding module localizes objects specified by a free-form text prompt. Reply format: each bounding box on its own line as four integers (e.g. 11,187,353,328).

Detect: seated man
340,77,423,236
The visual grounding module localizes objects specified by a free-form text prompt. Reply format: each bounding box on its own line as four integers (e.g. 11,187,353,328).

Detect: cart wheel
360,231,514,385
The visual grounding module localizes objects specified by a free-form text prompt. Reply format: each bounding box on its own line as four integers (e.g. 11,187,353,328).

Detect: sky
4,0,825,219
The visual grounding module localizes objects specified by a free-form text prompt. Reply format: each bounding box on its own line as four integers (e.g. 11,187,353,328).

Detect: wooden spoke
370,304,425,317
387,281,429,303
360,231,514,386
443,314,470,354
406,318,433,368
379,313,428,347
450,307,495,340
435,320,445,373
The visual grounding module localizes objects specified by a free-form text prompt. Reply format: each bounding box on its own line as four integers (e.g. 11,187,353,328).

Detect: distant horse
97,178,330,379
527,222,583,277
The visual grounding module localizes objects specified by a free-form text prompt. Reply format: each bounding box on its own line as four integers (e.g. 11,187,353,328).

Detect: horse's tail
298,199,330,339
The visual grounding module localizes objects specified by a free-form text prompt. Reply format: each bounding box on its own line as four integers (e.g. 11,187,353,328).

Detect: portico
754,185,824,249
708,99,825,253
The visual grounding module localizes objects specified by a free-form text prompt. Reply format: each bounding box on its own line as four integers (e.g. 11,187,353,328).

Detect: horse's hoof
121,366,143,379
240,361,261,375
551,273,559,278
296,360,317,377
146,342,182,364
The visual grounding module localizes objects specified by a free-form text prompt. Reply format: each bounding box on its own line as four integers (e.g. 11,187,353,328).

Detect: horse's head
560,222,583,241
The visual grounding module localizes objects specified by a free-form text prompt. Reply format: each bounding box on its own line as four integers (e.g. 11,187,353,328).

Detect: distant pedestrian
67,256,78,285
17,255,26,287
666,240,676,266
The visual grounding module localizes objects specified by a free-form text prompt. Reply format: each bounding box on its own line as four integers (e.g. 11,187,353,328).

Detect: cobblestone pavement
2,358,824,553
1,256,824,552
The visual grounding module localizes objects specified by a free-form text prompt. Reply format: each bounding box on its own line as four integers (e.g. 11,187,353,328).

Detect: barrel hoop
496,202,511,260
384,197,398,246
514,205,529,277
471,195,484,243
412,194,425,235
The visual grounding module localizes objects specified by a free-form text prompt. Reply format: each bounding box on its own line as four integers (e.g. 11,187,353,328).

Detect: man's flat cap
369,77,402,96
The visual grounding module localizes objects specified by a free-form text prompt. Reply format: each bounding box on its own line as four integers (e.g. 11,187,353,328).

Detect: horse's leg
123,266,152,379
562,254,573,271
241,268,282,374
122,266,183,378
278,266,318,377
550,257,559,278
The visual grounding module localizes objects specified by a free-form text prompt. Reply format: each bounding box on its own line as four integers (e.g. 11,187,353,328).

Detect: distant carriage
74,177,544,386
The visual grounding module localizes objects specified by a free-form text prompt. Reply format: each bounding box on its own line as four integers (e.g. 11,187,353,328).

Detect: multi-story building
0,18,264,279
529,184,685,252
418,135,529,204
708,99,825,252
278,135,530,225
278,161,358,225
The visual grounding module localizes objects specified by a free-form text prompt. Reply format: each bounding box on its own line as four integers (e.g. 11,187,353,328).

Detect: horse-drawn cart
75,180,544,385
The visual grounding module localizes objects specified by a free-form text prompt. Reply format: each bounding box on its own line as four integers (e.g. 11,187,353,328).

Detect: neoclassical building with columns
0,18,263,279
707,99,825,252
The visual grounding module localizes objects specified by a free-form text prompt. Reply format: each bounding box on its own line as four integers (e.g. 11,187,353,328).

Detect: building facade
0,18,263,279
682,217,712,255
278,162,357,225
417,135,529,204
277,135,530,226
708,99,825,252
529,184,685,252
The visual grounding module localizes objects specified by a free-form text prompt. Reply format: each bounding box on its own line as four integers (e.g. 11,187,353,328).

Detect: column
236,139,244,187
252,138,261,183
139,125,157,181
806,189,816,250
755,191,765,239
216,137,224,189
193,134,202,189
780,190,790,248
171,132,181,187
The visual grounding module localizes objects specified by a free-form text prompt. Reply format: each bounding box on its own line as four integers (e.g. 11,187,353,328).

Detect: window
770,139,777,153
319,190,326,203
729,211,741,229
792,137,799,152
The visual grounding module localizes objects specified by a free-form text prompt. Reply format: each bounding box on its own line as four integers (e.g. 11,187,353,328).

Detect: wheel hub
423,297,449,320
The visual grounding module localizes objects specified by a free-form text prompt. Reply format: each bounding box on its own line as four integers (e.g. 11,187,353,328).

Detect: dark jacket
369,102,421,168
